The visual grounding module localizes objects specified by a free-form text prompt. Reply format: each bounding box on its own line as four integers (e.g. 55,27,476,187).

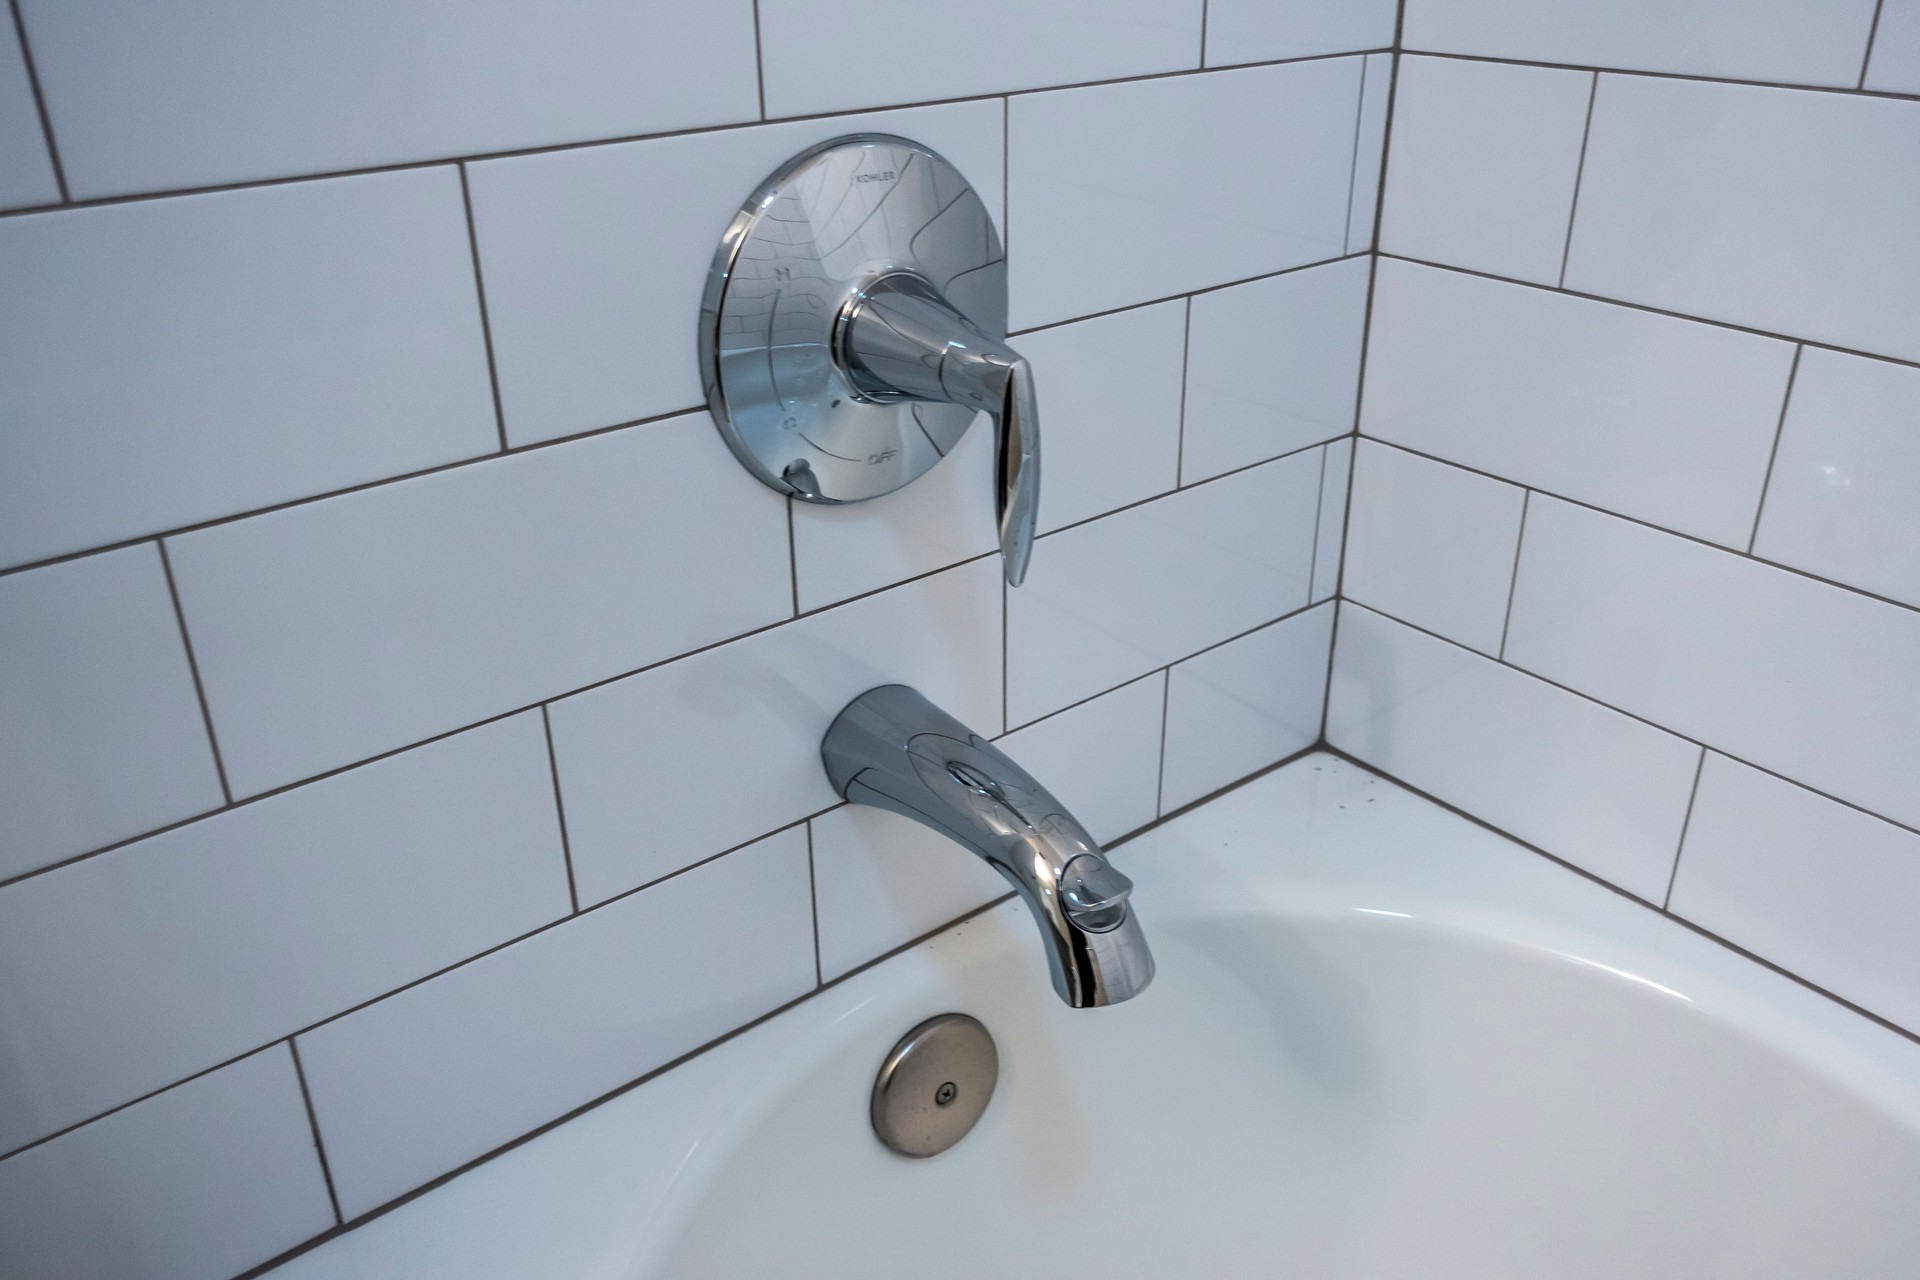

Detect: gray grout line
156,539,234,805
1342,597,1920,843
1321,745,1920,1052
1174,297,1193,487
1342,53,1369,256
1155,668,1172,817
750,0,768,119
1306,444,1329,593
1860,0,1889,90
1000,95,1009,255
457,164,510,453
286,1039,344,1226
1496,489,1531,660
1663,747,1709,910
785,496,800,616
539,706,581,914
1361,429,1920,622
0,48,1389,223
0,256,1362,587
1197,0,1209,68
1747,344,1803,554
1557,72,1599,289
1401,46,1920,104
6,0,67,202
804,820,823,987
1008,250,1369,339
999,570,1010,734
1381,251,1920,376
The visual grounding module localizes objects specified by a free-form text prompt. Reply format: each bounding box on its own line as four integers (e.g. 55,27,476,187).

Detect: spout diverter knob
840,273,1040,586
1059,854,1133,933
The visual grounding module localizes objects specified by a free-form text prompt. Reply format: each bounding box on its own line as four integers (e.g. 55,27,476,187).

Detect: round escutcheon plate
870,1013,999,1158
698,134,1007,504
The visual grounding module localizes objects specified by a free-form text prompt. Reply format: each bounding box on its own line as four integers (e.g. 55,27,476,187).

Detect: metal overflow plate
871,1013,999,1158
698,134,1006,506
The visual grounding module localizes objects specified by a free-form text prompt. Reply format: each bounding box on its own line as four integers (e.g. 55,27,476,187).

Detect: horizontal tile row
1671,754,1920,1033
1342,440,1920,842
0,396,1355,884
1,59,1379,578
0,590,1334,1261
1327,603,1702,903
1402,0,1882,88
1381,55,1920,366
5,2,1401,203
1566,75,1920,364
0,168,498,569
0,713,570,1154
1362,259,1794,548
1504,495,1920,834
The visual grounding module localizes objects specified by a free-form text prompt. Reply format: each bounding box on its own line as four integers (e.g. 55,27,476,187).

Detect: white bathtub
272,753,1920,1278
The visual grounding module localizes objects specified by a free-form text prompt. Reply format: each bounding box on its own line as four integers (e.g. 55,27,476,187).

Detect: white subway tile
1346,54,1394,253
0,1047,333,1280
1161,603,1333,811
790,425,999,611
760,0,1201,116
1670,755,1920,1034
468,100,1003,446
1402,0,1880,88
548,560,1003,907
1362,260,1795,547
998,674,1165,843
297,827,813,1219
1865,0,1920,93
0,21,56,210
0,170,497,569
1566,77,1920,363
1008,59,1363,328
1204,0,1396,66
0,547,222,880
0,714,568,1153
1505,497,1920,832
169,414,790,796
1328,604,1701,902
18,0,759,197
1381,57,1591,285
1181,257,1370,482
1021,301,1186,534
1753,349,1920,609
1343,442,1526,656
1310,438,1353,604
810,806,1009,982
1007,451,1320,723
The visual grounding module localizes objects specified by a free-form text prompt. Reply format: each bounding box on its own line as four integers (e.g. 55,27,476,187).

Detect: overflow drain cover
871,1013,998,1158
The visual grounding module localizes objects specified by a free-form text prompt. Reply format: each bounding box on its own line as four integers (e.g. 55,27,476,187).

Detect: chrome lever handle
839,272,1041,588
995,357,1039,587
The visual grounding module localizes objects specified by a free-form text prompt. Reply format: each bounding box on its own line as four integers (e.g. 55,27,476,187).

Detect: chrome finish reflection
822,685,1154,1008
700,134,1039,586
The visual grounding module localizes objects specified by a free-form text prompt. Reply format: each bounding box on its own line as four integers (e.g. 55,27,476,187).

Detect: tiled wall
0,4,1390,1276
1330,0,1920,1051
